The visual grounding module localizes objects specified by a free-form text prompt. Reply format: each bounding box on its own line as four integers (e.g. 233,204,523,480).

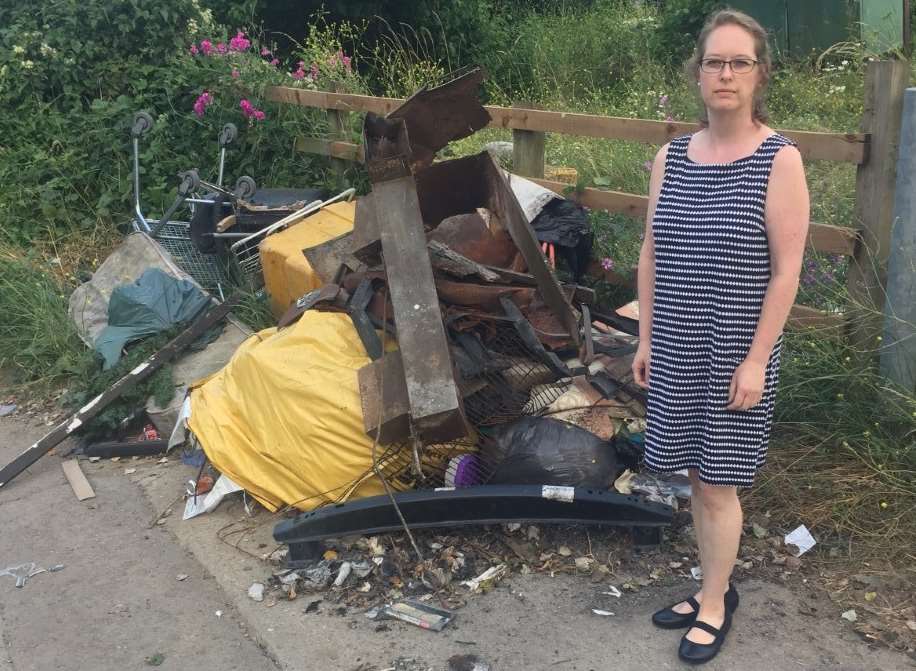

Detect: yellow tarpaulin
188,310,401,512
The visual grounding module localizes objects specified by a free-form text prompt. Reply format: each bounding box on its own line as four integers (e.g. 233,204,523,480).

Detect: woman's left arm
727,145,810,410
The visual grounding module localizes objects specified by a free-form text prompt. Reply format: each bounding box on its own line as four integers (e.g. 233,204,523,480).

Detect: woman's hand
726,359,766,410
632,342,651,389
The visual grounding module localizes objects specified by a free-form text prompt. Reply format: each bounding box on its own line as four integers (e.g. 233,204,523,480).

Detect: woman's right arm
632,143,668,389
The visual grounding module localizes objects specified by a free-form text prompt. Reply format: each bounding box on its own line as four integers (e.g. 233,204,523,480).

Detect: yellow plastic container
259,199,356,317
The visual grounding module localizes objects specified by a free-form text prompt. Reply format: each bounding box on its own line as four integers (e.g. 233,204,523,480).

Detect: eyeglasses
700,58,758,74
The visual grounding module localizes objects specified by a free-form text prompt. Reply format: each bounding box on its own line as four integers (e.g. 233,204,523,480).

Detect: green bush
0,4,368,243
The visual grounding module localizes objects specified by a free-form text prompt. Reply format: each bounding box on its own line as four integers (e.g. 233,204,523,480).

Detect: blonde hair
686,9,772,125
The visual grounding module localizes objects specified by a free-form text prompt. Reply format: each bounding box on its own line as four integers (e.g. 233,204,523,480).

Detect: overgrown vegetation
0,0,913,559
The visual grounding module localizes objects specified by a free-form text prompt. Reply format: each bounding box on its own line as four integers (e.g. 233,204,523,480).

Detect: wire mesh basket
147,219,230,296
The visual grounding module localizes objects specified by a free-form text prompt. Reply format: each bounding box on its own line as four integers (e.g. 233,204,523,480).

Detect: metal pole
880,86,916,392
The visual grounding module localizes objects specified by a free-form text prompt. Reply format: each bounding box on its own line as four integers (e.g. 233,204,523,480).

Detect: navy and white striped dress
643,133,793,487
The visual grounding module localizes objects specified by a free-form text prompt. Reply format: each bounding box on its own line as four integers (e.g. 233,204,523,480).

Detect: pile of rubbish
0,67,675,570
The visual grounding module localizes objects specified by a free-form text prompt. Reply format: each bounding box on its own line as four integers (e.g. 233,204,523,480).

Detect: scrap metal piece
500,296,575,379
386,66,490,172
428,211,519,268
277,284,345,329
302,231,360,285
347,278,383,361
0,297,240,490
274,485,674,561
352,193,382,265
415,152,580,346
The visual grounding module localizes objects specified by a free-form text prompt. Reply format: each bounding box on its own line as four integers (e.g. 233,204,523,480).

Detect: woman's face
698,24,762,119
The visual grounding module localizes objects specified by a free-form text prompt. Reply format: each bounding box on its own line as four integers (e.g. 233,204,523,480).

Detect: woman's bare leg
672,468,706,614
685,482,742,644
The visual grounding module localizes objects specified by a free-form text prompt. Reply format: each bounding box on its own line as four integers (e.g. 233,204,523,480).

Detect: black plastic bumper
274,484,673,566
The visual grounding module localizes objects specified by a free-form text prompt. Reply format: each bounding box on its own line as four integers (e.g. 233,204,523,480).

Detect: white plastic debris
784,525,817,557
333,562,353,587
691,566,704,580
462,565,508,592
183,474,244,520
248,582,265,602
841,609,858,622
592,609,615,616
601,586,623,598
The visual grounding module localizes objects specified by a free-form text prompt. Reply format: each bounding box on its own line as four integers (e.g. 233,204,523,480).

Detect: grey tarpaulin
94,268,210,369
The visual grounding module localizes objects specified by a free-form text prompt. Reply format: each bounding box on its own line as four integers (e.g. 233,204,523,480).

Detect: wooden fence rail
265,60,909,336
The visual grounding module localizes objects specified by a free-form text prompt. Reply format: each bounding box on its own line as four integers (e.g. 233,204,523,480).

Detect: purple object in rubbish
445,454,481,488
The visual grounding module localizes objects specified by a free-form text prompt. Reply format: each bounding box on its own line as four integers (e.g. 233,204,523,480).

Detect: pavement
1,411,912,671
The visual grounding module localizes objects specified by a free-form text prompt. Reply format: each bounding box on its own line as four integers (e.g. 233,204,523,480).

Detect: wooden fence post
847,59,910,348
512,103,546,178
327,81,349,179
880,86,916,392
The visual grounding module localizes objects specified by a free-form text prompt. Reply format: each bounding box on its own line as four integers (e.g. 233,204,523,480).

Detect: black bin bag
481,416,639,488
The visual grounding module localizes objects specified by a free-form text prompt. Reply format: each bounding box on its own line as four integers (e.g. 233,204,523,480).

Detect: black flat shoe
678,615,732,665
651,583,739,629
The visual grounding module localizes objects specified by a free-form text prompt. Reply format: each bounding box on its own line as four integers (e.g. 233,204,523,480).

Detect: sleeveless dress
643,133,794,487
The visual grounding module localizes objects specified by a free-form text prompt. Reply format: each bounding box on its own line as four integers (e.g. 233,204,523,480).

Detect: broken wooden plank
61,459,95,501
0,296,239,490
428,240,501,282
359,351,411,444
371,175,469,443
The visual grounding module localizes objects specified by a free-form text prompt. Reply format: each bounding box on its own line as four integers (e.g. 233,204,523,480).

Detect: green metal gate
726,0,904,56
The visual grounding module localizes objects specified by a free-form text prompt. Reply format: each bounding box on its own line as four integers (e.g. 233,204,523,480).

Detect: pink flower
665,114,674,122
261,46,271,56
292,68,305,80
229,31,250,52
189,44,199,55
342,55,352,73
643,160,653,172
193,91,213,118
659,94,669,107
239,99,265,121
601,257,615,271
231,68,240,79
200,40,213,56
216,42,227,54
270,58,279,67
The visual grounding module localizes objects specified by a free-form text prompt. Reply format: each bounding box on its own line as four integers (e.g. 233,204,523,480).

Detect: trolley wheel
177,169,201,196
219,123,238,147
234,175,257,200
131,111,154,138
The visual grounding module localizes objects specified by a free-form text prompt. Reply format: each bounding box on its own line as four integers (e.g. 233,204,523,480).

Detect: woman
631,9,809,665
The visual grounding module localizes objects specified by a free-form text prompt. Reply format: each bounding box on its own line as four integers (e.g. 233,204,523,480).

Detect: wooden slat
294,137,364,162
268,86,867,163
290,145,860,257
531,178,859,256
61,459,95,501
786,304,845,331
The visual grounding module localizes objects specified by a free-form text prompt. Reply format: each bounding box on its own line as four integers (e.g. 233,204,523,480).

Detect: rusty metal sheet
387,67,491,172
352,193,382,265
415,152,580,346
435,279,536,313
302,231,361,284
428,211,520,268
